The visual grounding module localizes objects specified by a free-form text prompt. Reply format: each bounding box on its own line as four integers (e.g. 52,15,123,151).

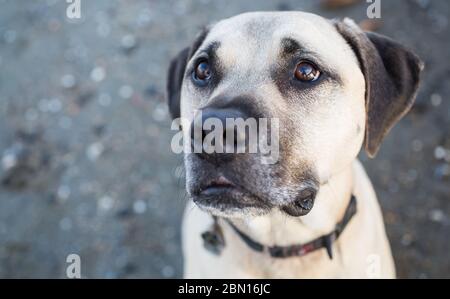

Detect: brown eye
193,61,211,83
294,61,320,82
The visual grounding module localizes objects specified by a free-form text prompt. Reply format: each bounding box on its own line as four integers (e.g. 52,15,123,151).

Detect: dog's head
167,12,423,218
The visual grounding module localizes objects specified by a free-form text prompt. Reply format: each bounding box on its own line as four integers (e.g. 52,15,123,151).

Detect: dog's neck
227,164,354,246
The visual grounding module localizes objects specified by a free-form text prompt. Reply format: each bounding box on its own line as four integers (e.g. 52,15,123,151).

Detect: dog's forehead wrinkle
204,12,360,84
211,12,336,48
209,73,277,102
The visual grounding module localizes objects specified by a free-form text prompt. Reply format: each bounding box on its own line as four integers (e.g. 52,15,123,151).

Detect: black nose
190,107,249,163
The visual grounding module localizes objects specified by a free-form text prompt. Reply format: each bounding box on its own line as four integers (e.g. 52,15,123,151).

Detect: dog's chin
194,202,270,218
188,174,318,218
192,193,313,218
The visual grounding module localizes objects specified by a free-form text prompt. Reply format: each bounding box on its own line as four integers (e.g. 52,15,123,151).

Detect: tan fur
179,12,396,278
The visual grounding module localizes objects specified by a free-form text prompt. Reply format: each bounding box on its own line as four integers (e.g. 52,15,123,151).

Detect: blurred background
0,0,448,278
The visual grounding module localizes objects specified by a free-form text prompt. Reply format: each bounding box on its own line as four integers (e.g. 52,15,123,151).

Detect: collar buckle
201,217,225,255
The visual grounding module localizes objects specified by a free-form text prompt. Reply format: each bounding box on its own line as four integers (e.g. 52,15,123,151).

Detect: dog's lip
192,174,319,216
196,175,236,196
192,175,271,211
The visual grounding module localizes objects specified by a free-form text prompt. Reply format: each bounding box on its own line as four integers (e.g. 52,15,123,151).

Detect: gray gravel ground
0,0,449,278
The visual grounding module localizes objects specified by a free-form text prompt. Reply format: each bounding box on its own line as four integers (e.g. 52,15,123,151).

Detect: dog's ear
334,19,424,157
167,47,190,119
166,28,209,120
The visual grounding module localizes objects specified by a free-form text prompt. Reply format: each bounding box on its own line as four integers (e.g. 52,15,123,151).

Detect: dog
166,11,423,278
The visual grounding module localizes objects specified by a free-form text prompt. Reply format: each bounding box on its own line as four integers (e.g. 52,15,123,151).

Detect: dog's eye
193,61,211,84
294,61,320,82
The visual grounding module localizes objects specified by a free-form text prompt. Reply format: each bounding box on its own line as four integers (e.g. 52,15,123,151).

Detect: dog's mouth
191,174,318,217
191,175,271,214
197,176,236,196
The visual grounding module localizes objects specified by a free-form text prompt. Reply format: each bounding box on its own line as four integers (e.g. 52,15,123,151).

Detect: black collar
201,195,357,260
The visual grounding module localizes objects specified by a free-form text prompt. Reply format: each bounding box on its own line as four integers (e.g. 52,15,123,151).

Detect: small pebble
1,152,17,170
90,67,106,82
429,209,445,223
434,163,450,180
133,200,147,214
98,93,112,106
119,85,134,99
48,98,62,113
430,93,442,107
86,142,104,161
411,139,423,152
61,74,76,89
57,185,71,201
98,195,115,211
434,146,447,160
137,9,152,26
152,103,168,122
401,233,413,246
121,34,137,52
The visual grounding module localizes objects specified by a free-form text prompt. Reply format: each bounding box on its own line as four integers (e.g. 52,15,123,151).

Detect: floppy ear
166,47,190,119
166,28,210,120
334,19,424,157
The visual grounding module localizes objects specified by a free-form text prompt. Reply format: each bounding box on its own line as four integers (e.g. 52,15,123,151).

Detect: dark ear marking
166,47,189,119
166,28,210,120
334,19,424,157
